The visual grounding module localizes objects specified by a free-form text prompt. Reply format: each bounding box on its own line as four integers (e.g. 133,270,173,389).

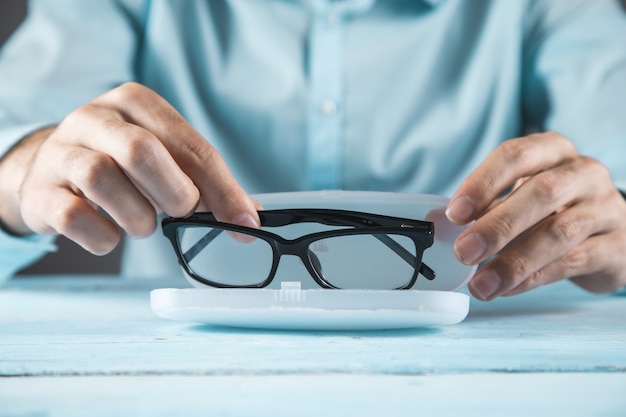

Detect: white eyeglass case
150,191,477,330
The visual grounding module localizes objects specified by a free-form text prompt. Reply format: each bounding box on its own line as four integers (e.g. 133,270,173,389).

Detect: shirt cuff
0,232,57,284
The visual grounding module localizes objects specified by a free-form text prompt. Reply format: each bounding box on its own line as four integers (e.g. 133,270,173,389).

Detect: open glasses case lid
151,191,477,330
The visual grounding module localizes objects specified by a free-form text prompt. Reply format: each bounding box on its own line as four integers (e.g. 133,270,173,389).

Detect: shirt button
319,99,338,116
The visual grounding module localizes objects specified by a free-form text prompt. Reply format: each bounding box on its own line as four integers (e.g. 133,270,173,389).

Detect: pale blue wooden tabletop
1,275,625,417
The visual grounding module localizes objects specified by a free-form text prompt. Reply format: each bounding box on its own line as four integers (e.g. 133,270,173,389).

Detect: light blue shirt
1,0,625,281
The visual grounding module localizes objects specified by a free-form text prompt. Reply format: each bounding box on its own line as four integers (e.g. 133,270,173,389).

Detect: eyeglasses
162,209,436,290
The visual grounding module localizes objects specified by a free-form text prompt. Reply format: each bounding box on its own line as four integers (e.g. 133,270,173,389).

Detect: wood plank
1,373,625,417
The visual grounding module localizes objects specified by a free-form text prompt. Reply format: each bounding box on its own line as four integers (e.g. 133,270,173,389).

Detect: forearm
0,126,54,235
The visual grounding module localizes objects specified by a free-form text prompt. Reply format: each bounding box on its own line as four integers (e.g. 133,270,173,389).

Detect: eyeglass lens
179,226,274,286
308,233,418,289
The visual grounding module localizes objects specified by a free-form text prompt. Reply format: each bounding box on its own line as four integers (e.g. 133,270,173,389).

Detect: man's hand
0,82,260,254
446,132,626,300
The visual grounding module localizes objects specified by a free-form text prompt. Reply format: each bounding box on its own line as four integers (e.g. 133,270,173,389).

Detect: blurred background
1,1,626,275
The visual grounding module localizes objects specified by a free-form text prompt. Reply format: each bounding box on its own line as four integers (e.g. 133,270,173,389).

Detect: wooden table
1,275,625,416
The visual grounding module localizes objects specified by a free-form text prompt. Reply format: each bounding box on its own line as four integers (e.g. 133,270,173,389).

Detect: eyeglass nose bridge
269,238,333,289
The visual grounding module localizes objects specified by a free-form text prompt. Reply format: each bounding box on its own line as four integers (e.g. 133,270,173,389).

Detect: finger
228,199,265,243
94,83,260,227
23,187,121,255
446,132,578,224
59,145,158,238
468,196,622,300
252,199,264,211
453,157,611,266
425,207,465,243
504,231,626,296
483,177,530,213
58,104,199,218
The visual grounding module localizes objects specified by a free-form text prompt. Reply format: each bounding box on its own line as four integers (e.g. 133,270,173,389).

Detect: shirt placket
304,0,375,190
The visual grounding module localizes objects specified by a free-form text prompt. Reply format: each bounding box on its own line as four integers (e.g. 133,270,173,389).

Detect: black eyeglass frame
162,208,436,290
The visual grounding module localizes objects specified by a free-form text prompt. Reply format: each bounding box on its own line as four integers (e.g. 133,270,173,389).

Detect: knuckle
74,153,117,192
50,200,86,236
55,207,120,255
113,81,153,103
96,82,157,109
120,131,158,167
524,268,546,290
547,216,584,244
561,246,590,276
159,178,199,218
504,253,534,281
499,138,533,167
61,103,99,130
551,131,577,153
580,156,611,181
533,171,563,202
101,116,125,135
487,211,516,244
542,130,564,142
193,142,222,167
541,131,574,152
477,174,499,197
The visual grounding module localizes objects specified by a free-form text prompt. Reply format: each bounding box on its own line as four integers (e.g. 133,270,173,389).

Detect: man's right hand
0,82,260,254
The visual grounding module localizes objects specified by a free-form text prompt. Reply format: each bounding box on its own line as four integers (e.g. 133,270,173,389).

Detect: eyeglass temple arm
182,228,222,264
261,210,419,229
373,233,435,281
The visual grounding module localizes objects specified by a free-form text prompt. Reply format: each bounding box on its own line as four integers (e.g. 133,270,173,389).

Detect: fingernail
230,213,260,243
446,195,475,224
454,233,486,264
470,269,501,300
425,207,458,243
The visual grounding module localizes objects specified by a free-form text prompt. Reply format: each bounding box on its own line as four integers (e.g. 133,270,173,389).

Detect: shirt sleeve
0,233,57,284
0,0,145,281
522,0,626,191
